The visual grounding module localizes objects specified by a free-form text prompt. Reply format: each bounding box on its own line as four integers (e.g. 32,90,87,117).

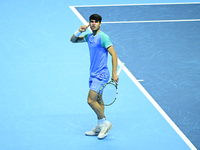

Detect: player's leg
85,77,112,139
95,91,113,139
87,89,105,119
85,90,104,136
86,90,113,139
97,92,105,119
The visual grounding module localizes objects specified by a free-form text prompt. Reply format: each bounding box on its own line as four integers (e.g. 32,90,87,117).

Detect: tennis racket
98,63,125,106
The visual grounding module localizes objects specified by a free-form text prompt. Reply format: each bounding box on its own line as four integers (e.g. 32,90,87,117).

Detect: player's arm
70,25,89,43
107,46,119,84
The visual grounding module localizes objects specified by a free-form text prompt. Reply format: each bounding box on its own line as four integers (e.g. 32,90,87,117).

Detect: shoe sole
85,132,99,136
98,124,113,139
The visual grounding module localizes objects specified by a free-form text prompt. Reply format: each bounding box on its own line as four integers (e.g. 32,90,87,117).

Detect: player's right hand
78,24,90,33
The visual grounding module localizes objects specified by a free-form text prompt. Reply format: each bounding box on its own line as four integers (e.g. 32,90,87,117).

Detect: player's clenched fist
78,25,90,33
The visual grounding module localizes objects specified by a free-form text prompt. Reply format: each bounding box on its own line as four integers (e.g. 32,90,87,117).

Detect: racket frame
98,81,118,106
97,62,125,106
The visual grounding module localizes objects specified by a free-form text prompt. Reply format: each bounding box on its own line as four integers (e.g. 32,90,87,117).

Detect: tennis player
70,14,118,139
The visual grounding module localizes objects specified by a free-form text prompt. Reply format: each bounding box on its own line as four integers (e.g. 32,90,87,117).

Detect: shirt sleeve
84,33,90,42
101,34,113,49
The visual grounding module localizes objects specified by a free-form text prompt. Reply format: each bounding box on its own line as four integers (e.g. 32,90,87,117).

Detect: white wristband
74,30,81,37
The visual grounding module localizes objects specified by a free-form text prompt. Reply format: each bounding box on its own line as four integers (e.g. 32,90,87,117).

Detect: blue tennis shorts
89,76,109,94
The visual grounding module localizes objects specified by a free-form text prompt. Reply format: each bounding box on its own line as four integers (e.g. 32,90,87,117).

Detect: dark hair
89,14,102,23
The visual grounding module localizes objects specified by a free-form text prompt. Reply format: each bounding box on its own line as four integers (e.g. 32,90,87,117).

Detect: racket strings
99,82,118,106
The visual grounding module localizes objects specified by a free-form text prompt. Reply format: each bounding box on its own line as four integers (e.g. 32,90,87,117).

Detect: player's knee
87,90,99,106
87,97,94,106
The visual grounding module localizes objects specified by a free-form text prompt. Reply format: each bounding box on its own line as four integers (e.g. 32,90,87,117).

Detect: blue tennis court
0,1,199,150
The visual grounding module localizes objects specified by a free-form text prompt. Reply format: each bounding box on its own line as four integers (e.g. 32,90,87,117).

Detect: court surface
0,1,199,150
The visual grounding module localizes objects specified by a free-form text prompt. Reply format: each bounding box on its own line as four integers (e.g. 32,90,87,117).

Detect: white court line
137,79,144,82
69,6,88,25
73,2,200,7
69,5,197,150
102,19,200,24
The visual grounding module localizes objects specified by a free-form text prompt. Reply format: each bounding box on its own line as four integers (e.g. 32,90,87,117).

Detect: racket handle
117,62,125,75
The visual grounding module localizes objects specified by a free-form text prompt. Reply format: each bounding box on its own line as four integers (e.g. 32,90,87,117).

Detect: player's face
90,20,101,31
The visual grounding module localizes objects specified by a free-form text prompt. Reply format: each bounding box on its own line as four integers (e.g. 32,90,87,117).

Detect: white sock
98,118,107,125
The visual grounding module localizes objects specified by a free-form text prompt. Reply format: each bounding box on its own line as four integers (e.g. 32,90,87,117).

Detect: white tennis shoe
85,125,101,136
98,121,113,139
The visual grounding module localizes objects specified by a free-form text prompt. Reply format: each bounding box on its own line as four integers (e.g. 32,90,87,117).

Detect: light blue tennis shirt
84,31,113,80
